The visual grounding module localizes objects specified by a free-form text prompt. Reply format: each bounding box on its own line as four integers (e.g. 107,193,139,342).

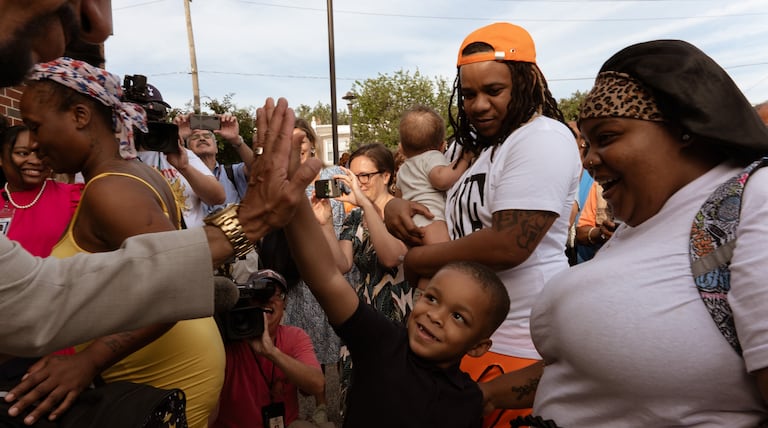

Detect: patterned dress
283,166,347,365
337,207,413,413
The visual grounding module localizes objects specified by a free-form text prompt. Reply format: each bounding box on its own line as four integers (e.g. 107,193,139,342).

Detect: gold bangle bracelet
587,227,598,245
203,204,254,261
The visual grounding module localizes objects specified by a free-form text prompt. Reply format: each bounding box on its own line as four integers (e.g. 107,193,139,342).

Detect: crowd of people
2,1,768,427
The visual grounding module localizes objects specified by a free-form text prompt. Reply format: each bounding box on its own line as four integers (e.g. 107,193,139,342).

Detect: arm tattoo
102,331,136,353
492,210,557,252
511,377,540,401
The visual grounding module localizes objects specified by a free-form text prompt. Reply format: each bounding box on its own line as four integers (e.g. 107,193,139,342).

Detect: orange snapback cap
457,22,536,66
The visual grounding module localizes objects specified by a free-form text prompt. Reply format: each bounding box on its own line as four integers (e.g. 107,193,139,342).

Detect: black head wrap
596,40,768,157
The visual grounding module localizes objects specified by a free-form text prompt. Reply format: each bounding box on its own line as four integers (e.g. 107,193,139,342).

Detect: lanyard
250,329,280,403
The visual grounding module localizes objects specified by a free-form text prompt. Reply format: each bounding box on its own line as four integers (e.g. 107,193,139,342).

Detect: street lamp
342,91,357,147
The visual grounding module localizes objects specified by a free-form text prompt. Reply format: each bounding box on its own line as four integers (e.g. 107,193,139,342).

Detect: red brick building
0,87,23,126
1,42,104,127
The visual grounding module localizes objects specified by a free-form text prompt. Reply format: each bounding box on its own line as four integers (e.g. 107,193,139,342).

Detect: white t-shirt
397,150,450,226
137,149,214,228
531,161,768,426
446,115,581,358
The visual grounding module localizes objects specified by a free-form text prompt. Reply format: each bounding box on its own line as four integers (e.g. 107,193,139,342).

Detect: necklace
4,180,48,209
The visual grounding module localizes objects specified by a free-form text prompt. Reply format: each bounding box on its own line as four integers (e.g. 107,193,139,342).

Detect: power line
115,0,768,22
143,60,768,83
114,0,167,10
725,62,768,70
147,70,359,80
745,73,768,92
236,1,768,22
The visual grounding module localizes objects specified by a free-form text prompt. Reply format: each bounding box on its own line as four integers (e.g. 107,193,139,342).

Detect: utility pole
183,0,201,112
326,0,340,164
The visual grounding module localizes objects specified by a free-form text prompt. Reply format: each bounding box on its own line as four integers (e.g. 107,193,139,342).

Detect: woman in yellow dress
6,58,224,428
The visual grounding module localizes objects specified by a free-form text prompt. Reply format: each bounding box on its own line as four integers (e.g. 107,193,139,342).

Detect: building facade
0,87,23,126
313,123,352,166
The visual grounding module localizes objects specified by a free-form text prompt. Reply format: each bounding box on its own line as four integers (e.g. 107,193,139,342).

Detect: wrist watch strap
204,204,254,260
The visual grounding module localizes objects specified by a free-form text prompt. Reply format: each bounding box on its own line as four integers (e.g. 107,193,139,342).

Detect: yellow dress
52,172,225,428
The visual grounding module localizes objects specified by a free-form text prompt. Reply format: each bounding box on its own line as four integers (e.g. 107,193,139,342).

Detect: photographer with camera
177,112,254,215
213,269,330,428
125,77,225,227
179,112,260,282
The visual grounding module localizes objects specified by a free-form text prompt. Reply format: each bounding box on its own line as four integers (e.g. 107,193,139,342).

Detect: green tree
295,102,349,125
557,90,588,122
203,94,256,165
347,69,453,150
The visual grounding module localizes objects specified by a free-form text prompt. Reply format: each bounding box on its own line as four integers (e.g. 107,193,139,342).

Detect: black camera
122,74,180,154
215,269,286,341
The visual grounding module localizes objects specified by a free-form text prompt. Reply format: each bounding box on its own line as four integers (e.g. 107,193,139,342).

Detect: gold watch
204,204,254,260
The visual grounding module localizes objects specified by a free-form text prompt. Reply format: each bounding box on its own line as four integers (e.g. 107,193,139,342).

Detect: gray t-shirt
397,150,449,226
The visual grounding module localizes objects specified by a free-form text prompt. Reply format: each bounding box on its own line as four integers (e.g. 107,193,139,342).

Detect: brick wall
1,41,104,126
0,86,23,125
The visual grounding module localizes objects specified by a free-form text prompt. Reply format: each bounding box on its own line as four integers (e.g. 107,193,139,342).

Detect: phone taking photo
315,179,342,199
189,114,221,131
315,179,349,199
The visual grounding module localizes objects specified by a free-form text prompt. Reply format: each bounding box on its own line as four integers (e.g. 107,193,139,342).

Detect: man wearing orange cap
388,22,581,427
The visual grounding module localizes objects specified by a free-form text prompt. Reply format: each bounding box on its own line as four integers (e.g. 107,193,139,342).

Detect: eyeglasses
355,171,382,184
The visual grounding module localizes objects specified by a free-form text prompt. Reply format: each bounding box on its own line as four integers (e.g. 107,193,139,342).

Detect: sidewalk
298,362,343,427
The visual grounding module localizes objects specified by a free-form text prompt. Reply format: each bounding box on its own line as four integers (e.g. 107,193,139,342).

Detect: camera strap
248,328,287,427
249,329,282,403
224,164,236,187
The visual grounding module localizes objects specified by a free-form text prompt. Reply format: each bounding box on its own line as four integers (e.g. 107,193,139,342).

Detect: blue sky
105,0,768,115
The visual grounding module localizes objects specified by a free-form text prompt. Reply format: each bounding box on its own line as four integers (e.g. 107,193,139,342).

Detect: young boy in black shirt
285,196,510,428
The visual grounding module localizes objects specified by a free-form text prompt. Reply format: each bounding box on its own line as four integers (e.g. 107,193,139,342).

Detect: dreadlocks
449,44,566,156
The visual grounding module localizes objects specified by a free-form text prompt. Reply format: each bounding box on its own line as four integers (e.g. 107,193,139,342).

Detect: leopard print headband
579,71,664,123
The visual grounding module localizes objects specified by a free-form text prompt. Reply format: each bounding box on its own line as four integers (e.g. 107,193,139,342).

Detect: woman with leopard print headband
482,40,768,427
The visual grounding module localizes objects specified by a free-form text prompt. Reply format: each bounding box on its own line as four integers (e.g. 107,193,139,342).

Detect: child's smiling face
407,267,493,368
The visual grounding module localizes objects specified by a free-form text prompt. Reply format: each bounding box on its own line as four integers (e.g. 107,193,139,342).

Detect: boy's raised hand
285,197,359,326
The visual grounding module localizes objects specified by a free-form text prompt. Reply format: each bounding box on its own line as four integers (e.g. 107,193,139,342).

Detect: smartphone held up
315,179,349,199
190,114,221,131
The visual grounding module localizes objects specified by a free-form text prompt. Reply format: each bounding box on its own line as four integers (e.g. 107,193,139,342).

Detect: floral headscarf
27,57,147,159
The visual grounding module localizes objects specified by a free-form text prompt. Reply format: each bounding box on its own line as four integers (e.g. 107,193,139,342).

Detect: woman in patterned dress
281,118,346,424
315,143,412,417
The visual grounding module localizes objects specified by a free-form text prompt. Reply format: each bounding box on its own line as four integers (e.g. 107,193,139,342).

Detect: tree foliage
295,102,349,125
347,69,453,150
557,90,588,122
201,94,256,165
193,86,588,166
